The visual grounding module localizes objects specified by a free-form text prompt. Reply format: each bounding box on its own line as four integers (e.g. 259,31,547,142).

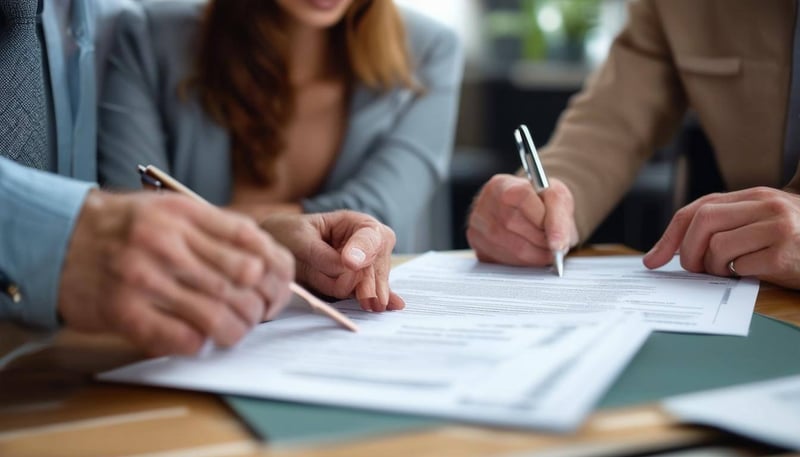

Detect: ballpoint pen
137,164,359,332
514,124,567,277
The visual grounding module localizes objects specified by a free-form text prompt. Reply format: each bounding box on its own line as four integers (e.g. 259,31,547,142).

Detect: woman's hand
260,211,405,312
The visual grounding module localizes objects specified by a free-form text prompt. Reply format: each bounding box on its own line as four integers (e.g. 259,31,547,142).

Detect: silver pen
514,124,566,277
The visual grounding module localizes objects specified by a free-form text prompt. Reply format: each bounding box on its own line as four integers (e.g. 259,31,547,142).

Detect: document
664,375,800,450
390,253,758,336
100,310,650,431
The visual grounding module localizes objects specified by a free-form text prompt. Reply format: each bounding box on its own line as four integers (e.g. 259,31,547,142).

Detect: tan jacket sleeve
540,0,688,241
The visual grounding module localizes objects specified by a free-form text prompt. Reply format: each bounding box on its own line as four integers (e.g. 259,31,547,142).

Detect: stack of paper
101,309,648,431
100,253,759,431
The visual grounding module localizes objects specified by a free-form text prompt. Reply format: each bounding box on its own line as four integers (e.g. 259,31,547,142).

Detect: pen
137,164,359,332
513,124,566,277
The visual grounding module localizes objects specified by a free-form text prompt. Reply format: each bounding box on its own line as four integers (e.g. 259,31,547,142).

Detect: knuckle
176,331,204,355
203,302,227,334
764,197,792,216
707,232,725,254
199,305,227,335
121,310,155,347
672,207,693,227
120,259,156,291
773,217,797,239
750,186,774,200
207,275,231,299
236,256,264,285
693,205,715,226
128,218,154,246
233,216,260,243
382,226,397,247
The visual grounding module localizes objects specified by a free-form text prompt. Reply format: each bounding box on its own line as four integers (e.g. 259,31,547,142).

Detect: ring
727,259,739,277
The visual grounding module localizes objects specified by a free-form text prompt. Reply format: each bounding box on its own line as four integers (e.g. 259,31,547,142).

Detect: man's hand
260,211,404,312
467,174,579,266
644,187,800,289
58,190,294,356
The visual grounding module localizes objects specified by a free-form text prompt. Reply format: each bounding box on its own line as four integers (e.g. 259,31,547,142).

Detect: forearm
541,0,688,241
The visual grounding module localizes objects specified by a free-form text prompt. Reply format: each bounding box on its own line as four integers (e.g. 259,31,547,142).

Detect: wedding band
727,259,738,277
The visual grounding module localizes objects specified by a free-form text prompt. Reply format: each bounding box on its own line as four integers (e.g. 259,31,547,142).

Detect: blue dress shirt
0,0,132,328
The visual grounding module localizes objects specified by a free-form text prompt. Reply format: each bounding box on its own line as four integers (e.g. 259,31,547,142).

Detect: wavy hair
190,0,416,184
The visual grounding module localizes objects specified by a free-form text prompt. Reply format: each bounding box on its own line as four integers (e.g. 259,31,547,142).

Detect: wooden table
1,246,798,457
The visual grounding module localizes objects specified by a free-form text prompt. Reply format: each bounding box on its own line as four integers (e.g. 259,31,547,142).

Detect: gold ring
727,259,738,277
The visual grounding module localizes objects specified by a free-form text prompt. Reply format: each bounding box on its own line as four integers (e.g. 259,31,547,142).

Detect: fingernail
349,248,366,265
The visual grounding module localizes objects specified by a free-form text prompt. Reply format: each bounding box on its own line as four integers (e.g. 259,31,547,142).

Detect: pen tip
554,250,565,278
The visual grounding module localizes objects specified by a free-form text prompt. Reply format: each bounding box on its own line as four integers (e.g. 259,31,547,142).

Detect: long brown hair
191,0,416,184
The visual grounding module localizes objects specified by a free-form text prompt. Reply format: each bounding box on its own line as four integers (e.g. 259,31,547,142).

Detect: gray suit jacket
98,0,463,252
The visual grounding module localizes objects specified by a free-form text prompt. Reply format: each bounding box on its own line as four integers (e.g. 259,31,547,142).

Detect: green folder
224,314,800,444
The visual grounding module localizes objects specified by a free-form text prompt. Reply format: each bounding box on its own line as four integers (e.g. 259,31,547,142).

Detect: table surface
1,245,798,457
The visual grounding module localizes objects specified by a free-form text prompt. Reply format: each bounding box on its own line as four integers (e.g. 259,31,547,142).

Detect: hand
467,174,579,266
260,211,405,312
644,187,800,289
58,190,294,356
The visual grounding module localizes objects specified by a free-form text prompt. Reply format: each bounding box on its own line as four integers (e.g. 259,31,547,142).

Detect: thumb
341,225,383,270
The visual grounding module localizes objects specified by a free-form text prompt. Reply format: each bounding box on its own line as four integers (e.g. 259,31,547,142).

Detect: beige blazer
541,0,797,241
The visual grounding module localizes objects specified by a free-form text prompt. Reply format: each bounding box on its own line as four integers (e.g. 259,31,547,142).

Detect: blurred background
397,0,705,253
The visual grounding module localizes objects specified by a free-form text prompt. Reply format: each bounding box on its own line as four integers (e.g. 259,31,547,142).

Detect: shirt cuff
0,160,95,329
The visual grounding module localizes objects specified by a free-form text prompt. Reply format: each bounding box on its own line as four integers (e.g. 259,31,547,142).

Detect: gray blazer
98,0,463,252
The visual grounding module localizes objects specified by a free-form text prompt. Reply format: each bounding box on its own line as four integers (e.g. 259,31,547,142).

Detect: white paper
100,310,650,432
664,375,800,450
391,253,758,336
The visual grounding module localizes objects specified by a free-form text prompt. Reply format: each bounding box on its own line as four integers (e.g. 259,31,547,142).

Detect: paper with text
100,310,650,431
664,375,800,450
391,253,758,336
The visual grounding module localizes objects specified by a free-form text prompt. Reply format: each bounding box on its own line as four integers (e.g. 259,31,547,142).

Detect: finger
703,220,783,277
299,239,347,278
644,188,783,269
260,272,293,321
137,224,263,324
467,224,551,266
730,246,779,280
113,250,251,347
194,204,296,288
473,176,547,247
356,266,380,311
386,291,406,311
373,243,392,308
185,226,265,287
486,174,545,227
469,209,549,253
341,226,384,270
370,225,395,308
111,296,205,357
678,201,771,272
490,205,550,249
541,180,578,251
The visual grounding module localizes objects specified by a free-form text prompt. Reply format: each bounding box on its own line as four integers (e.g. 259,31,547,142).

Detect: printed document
664,375,800,450
100,310,650,431
390,253,758,336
